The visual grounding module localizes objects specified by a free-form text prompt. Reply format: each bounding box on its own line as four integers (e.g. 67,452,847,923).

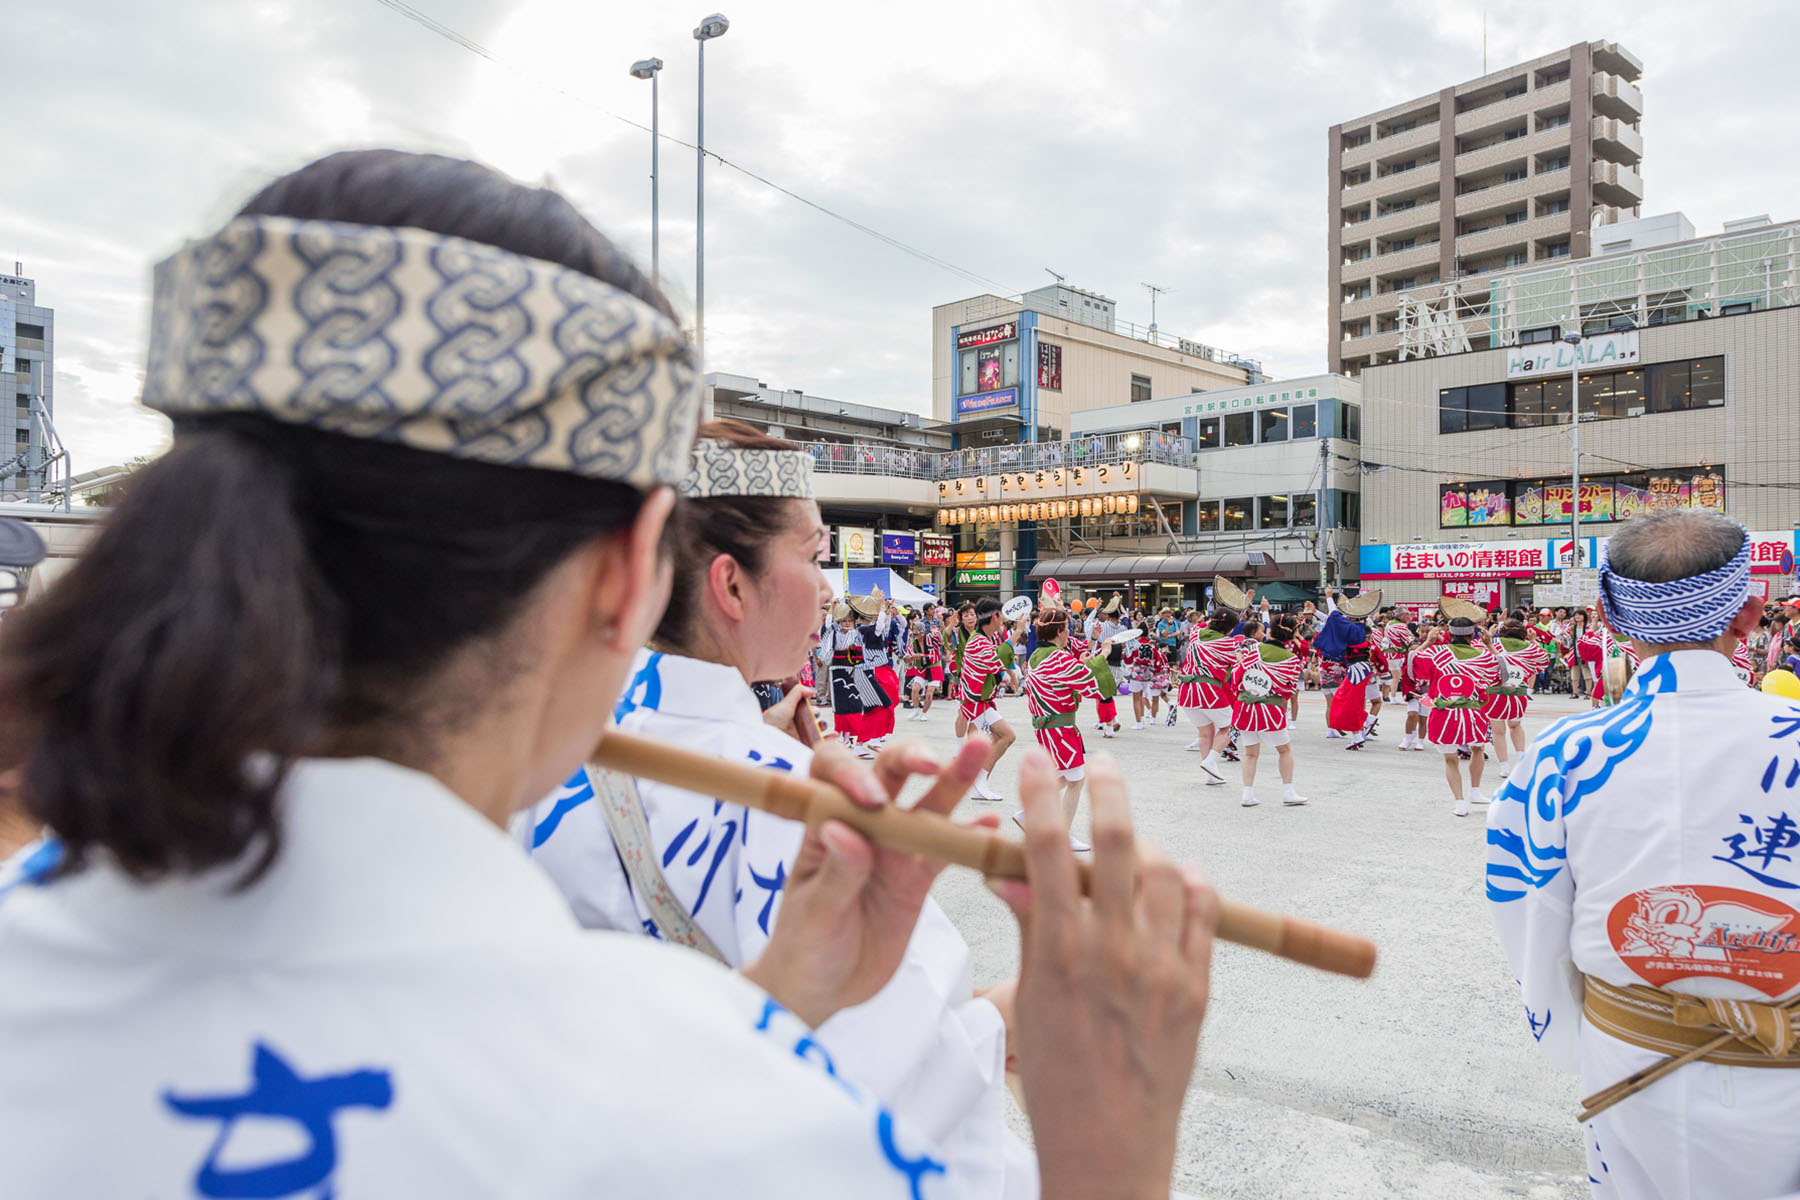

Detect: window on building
1690,357,1726,407
1503,252,1528,268
1509,380,1543,428
1390,238,1416,252
1519,325,1560,345
1544,242,1571,258
1541,155,1569,173
1221,497,1252,531
1196,416,1220,450
1341,491,1361,529
1438,383,1507,434
1130,374,1152,404
1258,407,1289,444
1292,494,1317,527
1503,169,1527,184
1541,197,1571,216
1258,494,1290,528
15,323,43,341
15,429,28,452
1293,403,1317,439
1342,404,1361,443
958,339,1019,395
1222,413,1254,447
1720,301,1753,316
1583,368,1645,419
1194,499,1222,530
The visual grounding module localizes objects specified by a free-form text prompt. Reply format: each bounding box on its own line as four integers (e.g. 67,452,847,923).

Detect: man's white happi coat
1487,650,1800,1199
525,650,1027,1199
0,758,954,1198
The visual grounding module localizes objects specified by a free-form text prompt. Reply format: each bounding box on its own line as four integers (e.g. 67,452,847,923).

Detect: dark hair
0,150,671,883
1499,620,1528,640
1269,615,1297,642
655,419,808,648
1035,613,1068,642
1207,609,1237,634
974,597,1003,622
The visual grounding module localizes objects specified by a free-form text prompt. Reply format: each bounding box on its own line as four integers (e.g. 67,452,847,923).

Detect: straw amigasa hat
1104,595,1123,615
1338,588,1383,620
829,600,853,623
1212,575,1251,613
847,594,883,619
1438,596,1488,625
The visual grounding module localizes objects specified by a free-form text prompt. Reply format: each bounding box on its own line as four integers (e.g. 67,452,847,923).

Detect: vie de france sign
1506,331,1639,379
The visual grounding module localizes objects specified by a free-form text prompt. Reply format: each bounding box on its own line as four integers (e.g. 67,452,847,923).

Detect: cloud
13,0,1800,466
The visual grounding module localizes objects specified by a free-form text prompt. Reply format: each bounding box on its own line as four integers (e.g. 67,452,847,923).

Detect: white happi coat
524,650,1028,1200
0,758,953,1199
1487,650,1800,1199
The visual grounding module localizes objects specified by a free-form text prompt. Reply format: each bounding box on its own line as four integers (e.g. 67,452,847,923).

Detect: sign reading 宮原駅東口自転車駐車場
1505,331,1639,379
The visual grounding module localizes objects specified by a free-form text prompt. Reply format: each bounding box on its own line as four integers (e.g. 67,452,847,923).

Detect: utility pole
1318,437,1330,595
1564,329,1583,570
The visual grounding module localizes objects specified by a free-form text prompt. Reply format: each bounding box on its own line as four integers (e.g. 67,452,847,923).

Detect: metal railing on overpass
798,430,1194,481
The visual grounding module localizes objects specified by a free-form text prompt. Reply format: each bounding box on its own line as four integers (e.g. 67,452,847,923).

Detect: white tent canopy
831,567,937,608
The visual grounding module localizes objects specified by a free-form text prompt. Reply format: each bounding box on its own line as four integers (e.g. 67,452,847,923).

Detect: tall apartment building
0,265,57,502
1329,41,1644,375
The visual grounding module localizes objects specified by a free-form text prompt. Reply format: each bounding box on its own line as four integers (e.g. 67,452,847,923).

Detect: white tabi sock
1362,714,1378,733
1241,786,1258,807
974,769,989,791
1283,783,1302,802
1202,751,1221,774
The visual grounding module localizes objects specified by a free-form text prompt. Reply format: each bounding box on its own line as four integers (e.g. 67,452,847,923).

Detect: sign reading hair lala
1506,331,1640,379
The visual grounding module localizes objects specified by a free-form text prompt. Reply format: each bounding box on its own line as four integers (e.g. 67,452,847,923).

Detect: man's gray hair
1605,510,1746,584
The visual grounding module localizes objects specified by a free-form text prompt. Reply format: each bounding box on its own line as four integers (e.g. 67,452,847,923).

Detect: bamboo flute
591,729,1378,980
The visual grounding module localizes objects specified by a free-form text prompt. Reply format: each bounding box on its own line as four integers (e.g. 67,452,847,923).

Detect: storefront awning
1025,553,1281,583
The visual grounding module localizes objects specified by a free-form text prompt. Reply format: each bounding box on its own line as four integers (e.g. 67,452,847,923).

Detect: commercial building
1330,40,1644,375
1357,215,1800,610
932,284,1261,448
1070,376,1365,602
0,265,62,503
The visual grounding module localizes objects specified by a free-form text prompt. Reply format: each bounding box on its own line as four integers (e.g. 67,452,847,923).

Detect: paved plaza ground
892,686,1596,1200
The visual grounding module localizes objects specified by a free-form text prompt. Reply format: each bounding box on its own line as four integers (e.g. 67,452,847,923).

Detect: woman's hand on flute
741,734,996,1030
760,677,819,749
989,750,1219,1200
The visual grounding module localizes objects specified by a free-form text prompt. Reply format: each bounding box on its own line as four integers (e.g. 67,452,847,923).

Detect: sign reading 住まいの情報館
1362,531,1800,581
1505,331,1639,379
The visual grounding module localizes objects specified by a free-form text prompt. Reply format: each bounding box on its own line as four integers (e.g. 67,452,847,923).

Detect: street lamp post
628,58,664,289
1564,329,1583,569
693,13,729,373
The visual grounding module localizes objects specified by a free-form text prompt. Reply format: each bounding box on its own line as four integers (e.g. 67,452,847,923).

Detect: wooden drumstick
590,730,1378,980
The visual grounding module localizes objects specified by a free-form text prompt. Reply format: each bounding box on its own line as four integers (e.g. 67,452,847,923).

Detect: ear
1726,595,1762,642
706,551,750,625
592,486,677,656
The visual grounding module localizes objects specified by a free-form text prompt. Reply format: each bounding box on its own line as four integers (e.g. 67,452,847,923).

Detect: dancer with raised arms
1421,599,1502,817
1019,609,1103,853
1230,615,1308,809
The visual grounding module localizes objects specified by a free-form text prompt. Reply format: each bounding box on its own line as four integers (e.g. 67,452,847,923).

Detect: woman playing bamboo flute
0,149,1221,1200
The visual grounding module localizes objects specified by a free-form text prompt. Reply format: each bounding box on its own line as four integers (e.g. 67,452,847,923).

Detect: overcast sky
13,0,1800,467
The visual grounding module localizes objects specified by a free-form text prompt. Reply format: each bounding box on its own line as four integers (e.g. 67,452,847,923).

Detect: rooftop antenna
1141,282,1170,336
1482,10,1487,75
1044,268,1066,286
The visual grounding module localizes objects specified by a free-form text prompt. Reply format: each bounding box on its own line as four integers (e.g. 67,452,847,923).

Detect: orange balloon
1085,597,1099,610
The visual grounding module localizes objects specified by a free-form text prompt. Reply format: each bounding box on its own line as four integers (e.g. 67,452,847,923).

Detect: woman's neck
650,620,753,686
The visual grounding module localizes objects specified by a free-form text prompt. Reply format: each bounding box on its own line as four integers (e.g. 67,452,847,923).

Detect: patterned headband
142,216,700,488
1598,524,1751,643
680,438,814,499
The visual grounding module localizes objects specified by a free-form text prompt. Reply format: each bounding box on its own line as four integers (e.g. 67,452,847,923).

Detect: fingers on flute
915,735,990,817
1017,749,1079,912
1085,755,1135,926
1135,845,1185,946
870,738,941,806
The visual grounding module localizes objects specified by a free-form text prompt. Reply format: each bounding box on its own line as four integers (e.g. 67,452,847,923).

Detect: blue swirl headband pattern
142,216,700,489
1598,524,1751,643
681,439,814,499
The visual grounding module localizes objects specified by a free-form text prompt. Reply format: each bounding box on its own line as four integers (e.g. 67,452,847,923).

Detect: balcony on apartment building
1453,75,1569,137
1361,197,1442,242
1591,116,1642,163
1341,115,1441,169
1454,121,1573,178
1591,160,1645,207
1591,72,1643,121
